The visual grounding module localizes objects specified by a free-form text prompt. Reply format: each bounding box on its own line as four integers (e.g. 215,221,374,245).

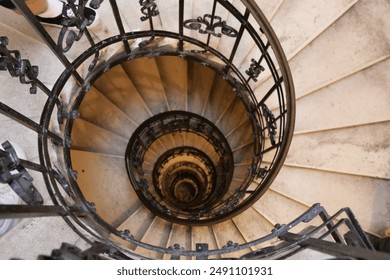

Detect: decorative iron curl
0,37,39,94
246,58,265,82
139,0,160,21
58,0,96,53
0,141,43,206
261,104,277,146
184,14,238,38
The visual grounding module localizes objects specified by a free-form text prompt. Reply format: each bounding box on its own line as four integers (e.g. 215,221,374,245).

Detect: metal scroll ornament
246,58,265,82
58,0,96,53
0,141,43,206
184,14,238,38
261,105,277,146
0,37,39,94
139,0,160,21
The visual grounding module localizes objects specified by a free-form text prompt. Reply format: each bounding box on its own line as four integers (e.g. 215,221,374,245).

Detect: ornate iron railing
34,204,390,260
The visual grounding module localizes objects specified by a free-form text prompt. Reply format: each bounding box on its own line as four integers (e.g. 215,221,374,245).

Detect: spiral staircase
0,0,389,260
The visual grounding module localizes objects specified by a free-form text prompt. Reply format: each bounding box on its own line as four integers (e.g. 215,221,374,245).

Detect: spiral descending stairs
0,0,389,260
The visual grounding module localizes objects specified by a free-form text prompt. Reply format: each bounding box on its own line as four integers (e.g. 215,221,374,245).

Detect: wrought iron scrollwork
256,167,268,179
184,14,238,38
139,0,160,21
58,0,96,53
0,37,39,94
38,242,132,260
246,58,265,82
0,141,43,206
261,104,277,146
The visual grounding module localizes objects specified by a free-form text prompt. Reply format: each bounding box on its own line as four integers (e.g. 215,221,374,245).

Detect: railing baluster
109,0,131,53
257,77,283,106
227,9,249,66
178,0,185,51
206,0,218,48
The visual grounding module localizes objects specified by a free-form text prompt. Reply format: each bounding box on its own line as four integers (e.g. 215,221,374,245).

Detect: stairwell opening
68,54,266,226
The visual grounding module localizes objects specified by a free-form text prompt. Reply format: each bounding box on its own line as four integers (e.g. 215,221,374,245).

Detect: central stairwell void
0,0,389,259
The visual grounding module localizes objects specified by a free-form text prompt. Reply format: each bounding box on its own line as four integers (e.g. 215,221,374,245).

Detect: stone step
286,121,390,179
78,87,138,138
71,118,128,155
294,57,390,133
270,0,358,59
70,150,140,227
93,64,153,123
116,205,156,250
270,165,390,235
191,225,220,257
163,224,192,260
254,0,390,103
135,216,172,259
155,56,188,111
212,218,252,259
122,57,169,115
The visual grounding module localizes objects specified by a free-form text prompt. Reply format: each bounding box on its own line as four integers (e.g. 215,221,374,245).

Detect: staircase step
93,65,152,124
187,60,217,114
78,87,137,138
294,57,390,133
157,0,181,34
227,120,254,150
150,134,175,152
70,150,140,227
143,139,167,164
0,22,62,85
231,164,250,187
255,0,284,20
271,165,390,235
232,207,276,250
135,217,172,259
286,121,390,179
116,205,155,250
71,118,128,155
255,0,390,101
252,189,312,234
212,219,251,259
270,0,358,58
163,224,192,260
204,77,237,127
290,0,390,98
0,77,47,124
156,56,188,111
214,96,249,136
122,57,168,115
0,117,39,161
0,216,88,260
191,225,220,258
